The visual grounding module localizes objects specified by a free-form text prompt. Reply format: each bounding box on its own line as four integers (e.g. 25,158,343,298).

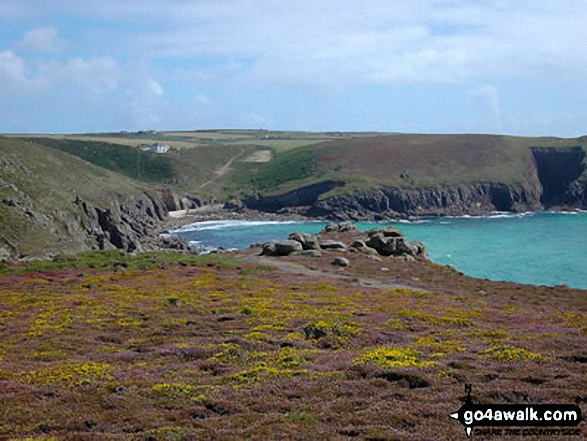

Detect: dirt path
242,254,425,292
198,149,244,190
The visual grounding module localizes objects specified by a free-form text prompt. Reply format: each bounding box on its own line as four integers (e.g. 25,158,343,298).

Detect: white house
140,142,171,154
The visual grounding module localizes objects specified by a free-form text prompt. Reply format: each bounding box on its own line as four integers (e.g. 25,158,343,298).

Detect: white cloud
470,85,503,132
5,1,587,87
0,50,44,95
147,80,164,96
195,94,211,105
15,27,62,53
69,0,582,87
121,79,168,130
0,50,26,83
241,112,270,129
62,57,119,89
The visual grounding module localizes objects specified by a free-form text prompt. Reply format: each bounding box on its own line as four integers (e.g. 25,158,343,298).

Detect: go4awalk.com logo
449,385,583,437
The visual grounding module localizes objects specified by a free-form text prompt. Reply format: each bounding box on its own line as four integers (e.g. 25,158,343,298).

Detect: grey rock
288,232,320,250
291,249,322,258
158,235,199,253
366,226,404,238
395,254,416,262
0,246,11,261
261,242,277,256
412,241,428,258
365,233,419,257
323,221,339,232
338,221,358,232
223,199,244,211
319,240,347,250
331,257,350,267
261,240,303,256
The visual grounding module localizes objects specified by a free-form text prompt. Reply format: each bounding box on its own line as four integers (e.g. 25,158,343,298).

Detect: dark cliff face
242,146,587,220
245,181,345,212
531,147,586,207
306,182,543,220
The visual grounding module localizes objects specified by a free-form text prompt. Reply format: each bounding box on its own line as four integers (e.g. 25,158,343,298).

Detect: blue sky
1,0,586,136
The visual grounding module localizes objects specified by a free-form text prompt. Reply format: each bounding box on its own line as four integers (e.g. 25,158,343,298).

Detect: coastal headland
1,130,586,437
1,131,586,260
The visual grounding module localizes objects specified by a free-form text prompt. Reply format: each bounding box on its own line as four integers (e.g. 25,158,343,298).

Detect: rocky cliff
74,191,171,253
244,146,587,220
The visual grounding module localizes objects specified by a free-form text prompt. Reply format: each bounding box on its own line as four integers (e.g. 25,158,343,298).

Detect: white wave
396,219,430,224
170,219,312,233
440,211,535,220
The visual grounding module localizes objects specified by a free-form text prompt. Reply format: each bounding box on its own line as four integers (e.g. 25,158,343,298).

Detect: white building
141,142,171,154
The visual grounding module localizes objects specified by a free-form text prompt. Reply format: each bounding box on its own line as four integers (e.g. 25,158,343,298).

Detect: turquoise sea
170,212,587,290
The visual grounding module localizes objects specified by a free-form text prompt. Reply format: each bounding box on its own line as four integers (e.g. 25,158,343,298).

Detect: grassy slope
227,134,587,199
0,137,147,257
20,137,177,184
0,248,584,439
5,131,586,204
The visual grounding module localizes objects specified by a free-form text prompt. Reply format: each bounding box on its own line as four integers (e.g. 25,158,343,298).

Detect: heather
0,249,585,439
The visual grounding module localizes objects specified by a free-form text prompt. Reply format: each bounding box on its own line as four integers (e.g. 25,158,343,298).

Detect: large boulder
261,240,303,256
338,221,358,232
320,220,358,233
365,226,404,238
412,241,428,259
288,232,321,250
321,221,339,233
365,233,418,257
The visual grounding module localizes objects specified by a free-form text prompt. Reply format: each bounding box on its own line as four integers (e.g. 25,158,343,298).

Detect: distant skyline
1,1,586,137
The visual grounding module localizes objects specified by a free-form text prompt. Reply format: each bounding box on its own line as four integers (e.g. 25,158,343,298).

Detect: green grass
0,136,149,257
20,137,177,183
0,249,241,275
230,145,322,197
226,134,587,200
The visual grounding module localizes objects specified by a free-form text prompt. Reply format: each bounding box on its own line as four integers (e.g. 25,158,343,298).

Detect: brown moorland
0,240,585,440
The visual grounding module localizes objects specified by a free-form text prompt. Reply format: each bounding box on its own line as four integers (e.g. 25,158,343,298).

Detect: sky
1,0,586,136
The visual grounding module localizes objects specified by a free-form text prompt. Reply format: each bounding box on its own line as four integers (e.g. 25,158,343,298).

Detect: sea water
170,212,587,290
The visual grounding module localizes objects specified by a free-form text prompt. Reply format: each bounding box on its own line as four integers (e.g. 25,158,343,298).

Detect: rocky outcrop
261,240,303,256
74,188,200,254
259,222,427,261
159,186,202,211
288,232,320,250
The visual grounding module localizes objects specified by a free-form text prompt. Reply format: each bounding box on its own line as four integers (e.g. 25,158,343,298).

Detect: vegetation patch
480,345,547,363
22,137,177,183
15,363,113,387
1,250,240,275
354,346,437,368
